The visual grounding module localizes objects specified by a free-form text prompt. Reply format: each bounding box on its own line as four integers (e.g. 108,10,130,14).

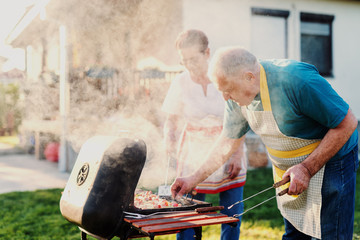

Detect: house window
251,8,290,59
300,13,334,77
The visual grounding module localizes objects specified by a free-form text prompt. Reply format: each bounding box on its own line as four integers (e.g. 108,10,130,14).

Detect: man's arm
171,134,245,198
283,108,358,195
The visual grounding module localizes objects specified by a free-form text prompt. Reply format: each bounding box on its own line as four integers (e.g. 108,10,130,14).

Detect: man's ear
245,72,255,81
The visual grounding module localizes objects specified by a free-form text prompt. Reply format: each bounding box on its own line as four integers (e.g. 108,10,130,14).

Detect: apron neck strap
260,64,272,112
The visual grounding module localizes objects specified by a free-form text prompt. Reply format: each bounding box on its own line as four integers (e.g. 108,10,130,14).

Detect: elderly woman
162,30,247,240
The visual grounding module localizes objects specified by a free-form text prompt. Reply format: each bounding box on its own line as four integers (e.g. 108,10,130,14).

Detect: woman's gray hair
208,46,258,82
175,29,209,52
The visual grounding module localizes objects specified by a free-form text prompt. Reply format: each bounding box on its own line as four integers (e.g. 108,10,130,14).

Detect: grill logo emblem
77,163,89,186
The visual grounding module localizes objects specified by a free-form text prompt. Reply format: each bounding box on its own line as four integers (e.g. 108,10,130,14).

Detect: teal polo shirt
223,59,358,159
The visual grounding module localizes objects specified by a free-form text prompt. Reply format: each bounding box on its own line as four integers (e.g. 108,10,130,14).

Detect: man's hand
171,176,196,199
282,163,312,195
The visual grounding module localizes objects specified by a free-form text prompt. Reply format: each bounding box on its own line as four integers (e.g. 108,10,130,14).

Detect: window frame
300,12,335,77
251,8,290,58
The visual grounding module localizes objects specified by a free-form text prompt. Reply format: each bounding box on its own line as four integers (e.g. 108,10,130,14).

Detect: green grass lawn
0,168,359,239
0,189,80,240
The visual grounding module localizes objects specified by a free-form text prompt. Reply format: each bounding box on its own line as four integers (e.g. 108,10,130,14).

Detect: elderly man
171,46,359,240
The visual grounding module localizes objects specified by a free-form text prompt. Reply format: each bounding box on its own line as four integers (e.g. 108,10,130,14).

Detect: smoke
64,72,175,189
45,0,181,69
17,0,186,191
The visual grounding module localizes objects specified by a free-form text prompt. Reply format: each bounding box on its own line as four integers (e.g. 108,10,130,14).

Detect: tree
0,83,21,135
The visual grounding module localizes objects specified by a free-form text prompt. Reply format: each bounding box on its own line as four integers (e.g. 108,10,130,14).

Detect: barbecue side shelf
119,211,239,240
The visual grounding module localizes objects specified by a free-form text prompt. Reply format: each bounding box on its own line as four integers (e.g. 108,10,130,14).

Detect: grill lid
60,136,147,239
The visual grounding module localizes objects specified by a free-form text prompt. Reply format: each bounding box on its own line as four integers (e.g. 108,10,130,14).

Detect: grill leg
81,231,87,240
193,227,202,240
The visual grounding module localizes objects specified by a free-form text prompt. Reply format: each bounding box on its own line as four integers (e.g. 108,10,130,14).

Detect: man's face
214,73,255,106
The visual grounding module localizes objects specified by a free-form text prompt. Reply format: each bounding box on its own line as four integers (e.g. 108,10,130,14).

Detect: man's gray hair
208,46,258,81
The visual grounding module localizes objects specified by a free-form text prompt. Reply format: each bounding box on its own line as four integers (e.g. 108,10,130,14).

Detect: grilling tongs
229,176,290,218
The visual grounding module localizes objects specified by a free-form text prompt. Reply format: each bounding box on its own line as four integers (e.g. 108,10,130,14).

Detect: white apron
177,116,247,194
240,65,324,238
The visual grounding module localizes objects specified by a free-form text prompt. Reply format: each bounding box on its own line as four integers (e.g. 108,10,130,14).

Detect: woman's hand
227,156,242,179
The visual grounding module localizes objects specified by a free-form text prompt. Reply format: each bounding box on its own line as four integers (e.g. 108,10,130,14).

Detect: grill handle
195,206,224,213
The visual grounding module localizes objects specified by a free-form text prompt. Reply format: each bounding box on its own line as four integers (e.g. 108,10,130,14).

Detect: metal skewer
232,195,276,218
164,155,170,186
228,176,290,210
158,155,172,197
228,185,274,209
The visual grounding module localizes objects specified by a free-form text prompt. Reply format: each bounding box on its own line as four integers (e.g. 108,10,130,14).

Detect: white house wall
47,36,60,75
26,44,43,82
182,0,360,119
182,0,252,52
324,2,360,116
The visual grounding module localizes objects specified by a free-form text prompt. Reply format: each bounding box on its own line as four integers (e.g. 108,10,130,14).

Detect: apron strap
266,141,320,158
260,64,272,112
